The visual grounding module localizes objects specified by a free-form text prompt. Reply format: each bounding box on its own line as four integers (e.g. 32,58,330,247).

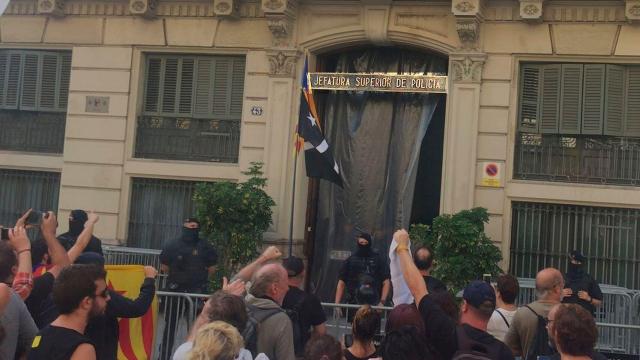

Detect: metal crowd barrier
155,291,208,360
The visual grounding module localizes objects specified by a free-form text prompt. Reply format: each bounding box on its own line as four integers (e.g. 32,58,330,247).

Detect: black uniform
338,247,390,305
159,229,217,293
563,264,602,316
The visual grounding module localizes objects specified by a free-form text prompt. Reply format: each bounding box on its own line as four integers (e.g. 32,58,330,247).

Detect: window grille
135,54,245,163
510,202,640,290
0,169,60,229
127,177,199,249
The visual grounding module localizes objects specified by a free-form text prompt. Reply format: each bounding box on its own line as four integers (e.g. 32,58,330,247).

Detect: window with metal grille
135,54,245,163
510,202,640,290
127,177,200,249
0,50,71,153
0,169,61,228
515,63,640,186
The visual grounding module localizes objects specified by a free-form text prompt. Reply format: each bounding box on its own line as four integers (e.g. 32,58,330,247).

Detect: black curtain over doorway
310,48,447,301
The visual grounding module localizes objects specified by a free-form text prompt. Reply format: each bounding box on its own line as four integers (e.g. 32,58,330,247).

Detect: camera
1,227,9,241
25,210,49,226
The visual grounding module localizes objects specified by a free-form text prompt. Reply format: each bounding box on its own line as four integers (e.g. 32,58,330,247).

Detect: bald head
535,268,564,301
249,263,289,305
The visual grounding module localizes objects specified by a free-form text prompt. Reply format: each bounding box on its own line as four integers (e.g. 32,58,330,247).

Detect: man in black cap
282,256,326,358
562,250,602,316
334,232,390,318
57,209,103,255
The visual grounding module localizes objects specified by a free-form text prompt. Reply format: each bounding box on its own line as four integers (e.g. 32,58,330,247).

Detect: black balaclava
69,210,88,236
567,250,586,279
181,217,200,244
355,232,372,256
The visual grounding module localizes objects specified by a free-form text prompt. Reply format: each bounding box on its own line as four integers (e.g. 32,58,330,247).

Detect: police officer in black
334,232,390,318
159,217,217,357
159,217,217,293
562,250,603,316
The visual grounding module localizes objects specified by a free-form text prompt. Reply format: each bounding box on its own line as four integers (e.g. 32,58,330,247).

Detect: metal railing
134,115,240,163
0,110,66,153
514,133,640,186
510,202,640,290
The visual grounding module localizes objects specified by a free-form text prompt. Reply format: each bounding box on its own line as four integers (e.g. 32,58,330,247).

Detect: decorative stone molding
519,0,544,22
262,0,297,47
627,0,640,22
267,50,299,77
452,0,484,50
213,0,238,18
129,0,157,18
37,0,64,16
450,54,486,84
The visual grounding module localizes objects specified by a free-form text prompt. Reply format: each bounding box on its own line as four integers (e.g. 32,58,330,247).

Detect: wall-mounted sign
308,72,448,93
481,162,502,187
85,96,110,113
251,106,263,116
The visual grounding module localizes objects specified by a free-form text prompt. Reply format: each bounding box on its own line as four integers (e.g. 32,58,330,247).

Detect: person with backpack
393,229,513,360
281,256,326,358
487,274,520,342
243,263,295,360
504,268,564,359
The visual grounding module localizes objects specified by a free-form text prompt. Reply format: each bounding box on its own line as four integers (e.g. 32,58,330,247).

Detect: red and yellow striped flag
105,265,158,360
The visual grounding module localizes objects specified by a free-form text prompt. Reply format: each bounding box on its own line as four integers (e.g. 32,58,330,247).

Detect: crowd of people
0,210,608,360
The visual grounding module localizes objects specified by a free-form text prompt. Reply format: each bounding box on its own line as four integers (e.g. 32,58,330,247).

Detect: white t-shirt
486,308,517,342
172,341,268,360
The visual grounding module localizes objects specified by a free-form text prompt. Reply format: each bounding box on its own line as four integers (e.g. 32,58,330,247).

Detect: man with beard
562,250,602,316
334,232,390,319
57,210,103,256
28,264,110,360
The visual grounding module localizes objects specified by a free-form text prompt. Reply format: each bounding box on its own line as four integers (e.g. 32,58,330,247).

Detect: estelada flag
105,265,158,360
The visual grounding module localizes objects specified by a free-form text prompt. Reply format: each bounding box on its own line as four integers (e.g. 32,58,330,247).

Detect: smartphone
25,210,46,226
483,273,492,284
0,227,9,241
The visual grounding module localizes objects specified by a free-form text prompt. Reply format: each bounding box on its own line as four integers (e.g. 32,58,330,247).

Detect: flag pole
288,134,300,257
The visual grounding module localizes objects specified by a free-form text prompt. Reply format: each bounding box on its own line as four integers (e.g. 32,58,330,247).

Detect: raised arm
40,212,70,277
68,212,99,263
232,246,282,282
394,229,428,304
9,227,33,300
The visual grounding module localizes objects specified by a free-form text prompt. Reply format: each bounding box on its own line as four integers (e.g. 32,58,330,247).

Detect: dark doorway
306,47,448,301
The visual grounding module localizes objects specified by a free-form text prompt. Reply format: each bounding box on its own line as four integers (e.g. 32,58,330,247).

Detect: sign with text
308,72,448,93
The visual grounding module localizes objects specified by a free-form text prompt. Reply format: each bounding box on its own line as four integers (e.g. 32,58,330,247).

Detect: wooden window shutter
230,58,245,116
39,53,60,111
604,65,625,136
581,64,605,135
161,57,179,114
177,57,195,115
518,64,541,133
624,67,640,137
143,57,162,114
193,58,213,117
4,52,23,110
540,64,561,134
559,64,583,134
212,58,232,117
20,53,40,111
57,53,71,111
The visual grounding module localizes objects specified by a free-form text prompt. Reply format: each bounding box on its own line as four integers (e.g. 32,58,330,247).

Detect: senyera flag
105,265,158,360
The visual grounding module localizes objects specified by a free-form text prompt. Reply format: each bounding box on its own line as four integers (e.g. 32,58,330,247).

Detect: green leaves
194,162,275,280
410,207,502,295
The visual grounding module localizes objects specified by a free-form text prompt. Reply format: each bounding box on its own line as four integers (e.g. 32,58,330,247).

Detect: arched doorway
306,46,448,301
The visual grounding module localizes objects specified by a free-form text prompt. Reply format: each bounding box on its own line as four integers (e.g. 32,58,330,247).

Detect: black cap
70,209,88,222
463,280,496,308
357,232,372,242
570,250,587,263
74,252,105,267
283,256,304,277
184,217,200,226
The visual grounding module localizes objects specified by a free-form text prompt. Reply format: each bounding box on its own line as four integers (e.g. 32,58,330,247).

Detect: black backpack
452,326,493,360
242,304,283,356
284,296,307,357
523,305,556,360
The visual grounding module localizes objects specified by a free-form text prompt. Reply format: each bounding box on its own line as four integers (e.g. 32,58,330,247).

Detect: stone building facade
1,0,640,287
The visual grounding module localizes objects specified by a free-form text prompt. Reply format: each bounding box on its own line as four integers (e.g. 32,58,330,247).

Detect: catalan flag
296,56,343,187
105,265,158,360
